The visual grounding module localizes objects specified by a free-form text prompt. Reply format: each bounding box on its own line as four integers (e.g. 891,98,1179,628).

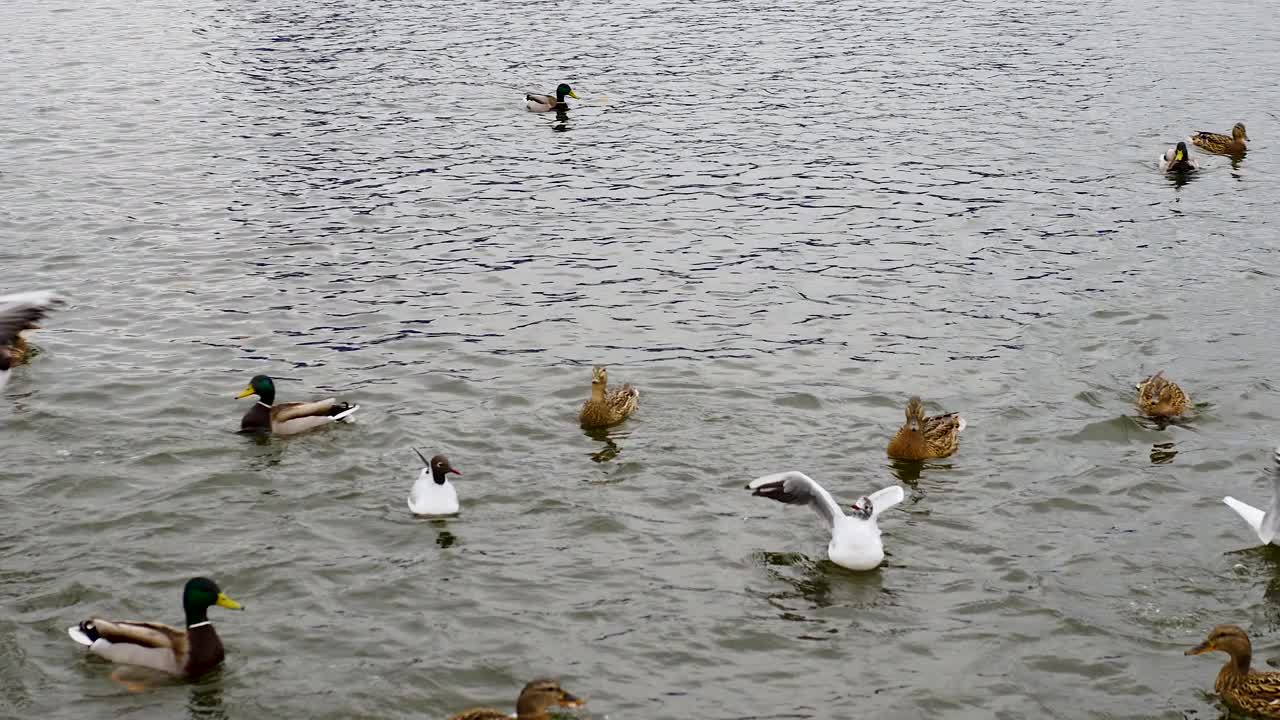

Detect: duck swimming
407,450,462,516
236,374,360,435
1190,123,1248,155
67,577,243,682
448,678,584,720
1159,141,1199,173
885,395,966,460
1135,370,1189,419
747,471,905,571
1186,624,1280,719
578,366,639,429
526,83,579,112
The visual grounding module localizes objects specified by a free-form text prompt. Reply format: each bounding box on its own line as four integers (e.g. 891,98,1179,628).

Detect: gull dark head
849,496,873,520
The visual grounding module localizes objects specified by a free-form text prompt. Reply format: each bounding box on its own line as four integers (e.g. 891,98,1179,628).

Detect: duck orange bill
559,692,585,708
1185,641,1212,655
236,386,255,399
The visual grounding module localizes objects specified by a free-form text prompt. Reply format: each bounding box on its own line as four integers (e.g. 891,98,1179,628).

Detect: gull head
849,496,873,520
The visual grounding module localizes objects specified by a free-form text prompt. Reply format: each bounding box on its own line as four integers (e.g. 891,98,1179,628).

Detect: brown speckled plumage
1135,370,1190,418
886,396,965,460
1190,122,1248,155
1186,624,1280,719
578,366,639,429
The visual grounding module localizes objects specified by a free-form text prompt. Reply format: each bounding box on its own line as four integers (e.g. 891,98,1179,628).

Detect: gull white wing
747,471,842,529
867,485,905,520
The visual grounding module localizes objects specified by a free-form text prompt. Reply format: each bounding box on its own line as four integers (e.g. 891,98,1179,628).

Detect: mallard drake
448,678,584,720
747,471,905,571
1135,370,1189,418
526,83,579,112
1186,624,1280,718
407,450,462,516
0,291,64,391
236,374,360,435
885,396,966,460
1160,141,1199,173
67,577,242,681
578,365,639,429
1190,123,1248,155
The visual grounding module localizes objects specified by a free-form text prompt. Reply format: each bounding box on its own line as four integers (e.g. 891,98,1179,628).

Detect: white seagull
1223,447,1280,545
746,471,905,571
0,291,64,392
407,450,462,516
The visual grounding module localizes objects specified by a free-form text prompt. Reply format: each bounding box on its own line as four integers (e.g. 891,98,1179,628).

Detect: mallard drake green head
555,83,579,101
236,374,277,404
183,577,243,622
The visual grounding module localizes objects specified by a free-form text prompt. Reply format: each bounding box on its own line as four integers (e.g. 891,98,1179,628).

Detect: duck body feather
1189,123,1248,155
0,290,64,390
886,396,965,460
579,366,639,428
1135,371,1189,418
525,93,562,112
240,399,360,435
68,619,224,679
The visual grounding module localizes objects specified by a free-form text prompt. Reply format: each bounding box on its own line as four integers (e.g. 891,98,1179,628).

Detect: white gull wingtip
0,291,63,309
869,485,905,510
1223,496,1265,538
67,625,94,646
334,405,360,422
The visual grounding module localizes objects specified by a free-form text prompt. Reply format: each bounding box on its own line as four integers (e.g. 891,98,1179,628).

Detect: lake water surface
3,0,1280,718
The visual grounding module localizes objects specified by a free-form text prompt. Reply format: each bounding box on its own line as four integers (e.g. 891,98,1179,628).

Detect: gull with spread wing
746,471,905,571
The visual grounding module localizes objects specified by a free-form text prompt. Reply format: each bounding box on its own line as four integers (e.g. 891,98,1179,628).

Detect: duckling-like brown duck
578,366,639,429
1135,370,1190,418
1186,624,1280,719
448,678,584,720
885,395,966,460
1190,122,1248,155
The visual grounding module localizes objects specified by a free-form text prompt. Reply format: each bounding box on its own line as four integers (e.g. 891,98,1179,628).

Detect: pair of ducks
1160,122,1249,173
66,579,581,719
746,395,964,572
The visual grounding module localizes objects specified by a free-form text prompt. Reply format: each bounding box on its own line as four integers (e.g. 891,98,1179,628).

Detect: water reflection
583,427,622,463
188,679,228,720
552,107,570,132
1167,169,1198,189
1150,441,1177,464
754,550,886,611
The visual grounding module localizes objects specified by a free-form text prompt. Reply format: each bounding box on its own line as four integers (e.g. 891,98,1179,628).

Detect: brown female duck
578,366,639,428
1186,624,1280,718
1190,122,1248,155
1135,370,1189,418
886,395,966,460
448,678,584,720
